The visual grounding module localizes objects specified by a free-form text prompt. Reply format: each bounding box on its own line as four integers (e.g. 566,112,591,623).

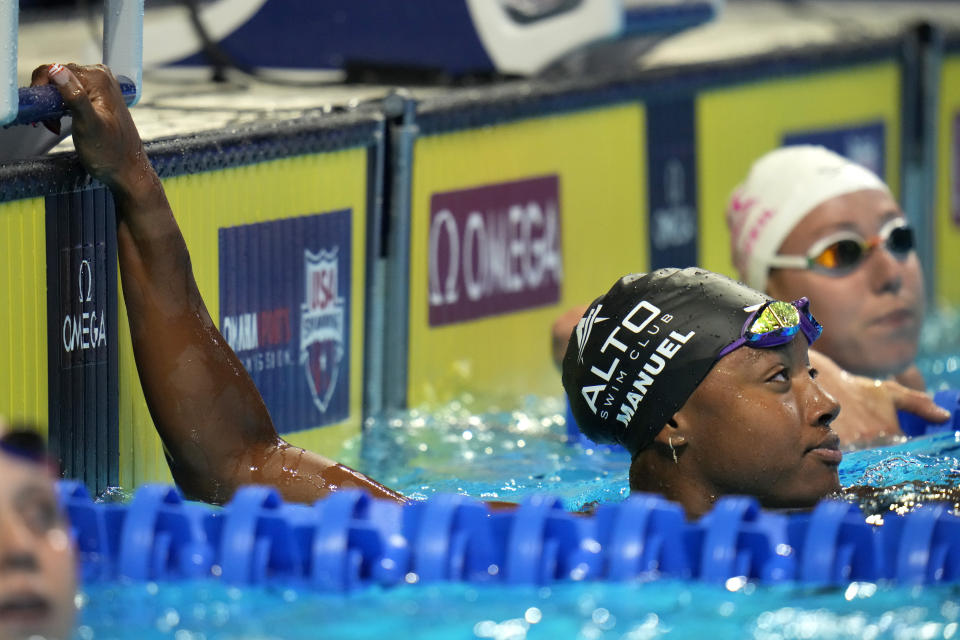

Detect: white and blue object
149,0,722,77
103,0,144,107
1,0,18,126
0,0,143,128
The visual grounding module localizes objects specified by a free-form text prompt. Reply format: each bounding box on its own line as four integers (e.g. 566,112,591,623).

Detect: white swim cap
726,145,891,291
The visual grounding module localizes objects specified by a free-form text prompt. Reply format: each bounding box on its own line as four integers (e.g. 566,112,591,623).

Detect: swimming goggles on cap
767,217,914,276
717,297,822,359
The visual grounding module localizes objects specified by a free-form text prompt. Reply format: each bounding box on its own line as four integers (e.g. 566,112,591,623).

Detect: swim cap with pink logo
726,145,891,292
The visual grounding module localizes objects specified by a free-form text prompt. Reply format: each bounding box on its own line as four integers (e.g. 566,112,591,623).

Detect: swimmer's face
0,451,76,640
767,189,925,379
678,335,842,509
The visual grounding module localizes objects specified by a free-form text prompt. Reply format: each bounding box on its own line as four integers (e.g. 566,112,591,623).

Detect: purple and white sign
428,175,562,326
219,211,352,434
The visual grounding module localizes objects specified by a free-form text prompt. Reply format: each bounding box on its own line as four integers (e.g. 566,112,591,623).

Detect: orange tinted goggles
769,218,914,276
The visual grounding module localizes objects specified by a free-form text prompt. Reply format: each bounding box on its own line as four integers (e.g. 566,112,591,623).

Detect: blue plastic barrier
697,497,794,583
594,493,690,579
408,493,495,584
898,389,960,436
119,484,215,581
794,500,886,585
57,482,960,590
503,495,602,585
56,481,124,582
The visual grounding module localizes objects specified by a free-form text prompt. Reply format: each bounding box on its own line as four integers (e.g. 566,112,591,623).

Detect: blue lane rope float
57,481,960,590
594,493,690,580
898,389,960,436
797,500,884,585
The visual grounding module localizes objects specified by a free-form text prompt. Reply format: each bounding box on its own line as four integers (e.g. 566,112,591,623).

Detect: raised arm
36,63,404,505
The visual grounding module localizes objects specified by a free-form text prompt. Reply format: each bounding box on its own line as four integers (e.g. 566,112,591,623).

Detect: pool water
357,396,633,510
77,578,960,639
918,311,960,392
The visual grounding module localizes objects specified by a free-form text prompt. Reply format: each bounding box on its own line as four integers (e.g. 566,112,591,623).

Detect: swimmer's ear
650,418,688,463
651,416,689,458
653,411,692,446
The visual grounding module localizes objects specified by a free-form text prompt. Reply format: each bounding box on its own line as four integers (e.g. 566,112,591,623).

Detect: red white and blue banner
219,211,352,434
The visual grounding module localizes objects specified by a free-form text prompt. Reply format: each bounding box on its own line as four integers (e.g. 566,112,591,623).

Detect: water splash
358,395,630,510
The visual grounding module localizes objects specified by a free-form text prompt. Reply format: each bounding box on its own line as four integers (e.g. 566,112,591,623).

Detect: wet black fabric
561,268,770,455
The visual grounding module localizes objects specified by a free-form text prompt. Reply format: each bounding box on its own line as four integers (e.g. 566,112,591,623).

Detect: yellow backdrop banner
407,105,647,408
936,54,960,307
0,197,48,436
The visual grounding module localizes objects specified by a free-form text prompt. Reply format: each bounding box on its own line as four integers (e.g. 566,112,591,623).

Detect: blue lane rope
58,480,960,590
897,389,960,436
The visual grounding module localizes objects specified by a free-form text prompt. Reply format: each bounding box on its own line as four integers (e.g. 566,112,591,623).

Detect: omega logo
62,258,107,353
426,175,562,326
428,201,561,306
651,159,695,250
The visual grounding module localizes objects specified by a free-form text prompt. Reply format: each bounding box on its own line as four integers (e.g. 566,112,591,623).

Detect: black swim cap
561,268,771,455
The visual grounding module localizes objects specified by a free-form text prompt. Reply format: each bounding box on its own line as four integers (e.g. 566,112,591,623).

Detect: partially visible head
727,145,924,379
0,428,76,640
561,268,841,518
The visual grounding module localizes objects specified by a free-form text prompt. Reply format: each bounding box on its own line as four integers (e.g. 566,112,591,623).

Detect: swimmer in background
724,146,929,441
0,420,77,640
34,64,945,518
728,146,924,388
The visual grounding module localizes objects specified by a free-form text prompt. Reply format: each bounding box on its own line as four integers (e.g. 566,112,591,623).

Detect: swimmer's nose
0,519,40,574
806,376,841,429
866,242,905,295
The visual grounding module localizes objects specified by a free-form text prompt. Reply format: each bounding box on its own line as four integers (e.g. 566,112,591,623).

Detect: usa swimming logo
300,248,345,414
219,210,352,434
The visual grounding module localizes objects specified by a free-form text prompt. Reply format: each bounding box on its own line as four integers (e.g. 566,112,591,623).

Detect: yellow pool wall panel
118,149,370,488
935,54,960,307
697,62,902,280
0,197,48,437
407,105,647,408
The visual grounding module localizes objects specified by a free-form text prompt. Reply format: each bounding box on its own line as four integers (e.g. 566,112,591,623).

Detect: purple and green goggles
717,297,822,359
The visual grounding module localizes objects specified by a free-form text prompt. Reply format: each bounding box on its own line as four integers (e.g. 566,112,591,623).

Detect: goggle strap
766,255,808,270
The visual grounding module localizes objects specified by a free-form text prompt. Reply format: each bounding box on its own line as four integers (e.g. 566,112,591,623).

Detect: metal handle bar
7,76,138,128
1,0,142,127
